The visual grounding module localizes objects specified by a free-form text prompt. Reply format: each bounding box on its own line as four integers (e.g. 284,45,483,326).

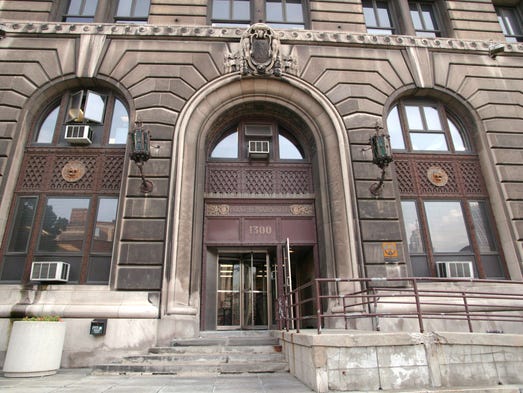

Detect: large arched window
388,99,506,279
0,89,128,284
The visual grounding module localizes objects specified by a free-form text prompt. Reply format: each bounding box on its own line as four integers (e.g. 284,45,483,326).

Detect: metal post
412,279,425,333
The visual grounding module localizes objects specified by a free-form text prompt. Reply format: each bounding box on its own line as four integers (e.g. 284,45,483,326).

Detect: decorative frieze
205,203,314,217
4,22,522,55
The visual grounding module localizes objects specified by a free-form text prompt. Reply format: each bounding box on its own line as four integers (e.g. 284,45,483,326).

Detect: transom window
210,0,305,29
35,90,129,146
387,101,467,152
363,0,395,35
409,1,441,37
210,121,305,161
496,6,523,42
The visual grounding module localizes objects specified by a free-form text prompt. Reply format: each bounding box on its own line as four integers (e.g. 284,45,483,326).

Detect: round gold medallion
427,166,448,187
62,160,86,182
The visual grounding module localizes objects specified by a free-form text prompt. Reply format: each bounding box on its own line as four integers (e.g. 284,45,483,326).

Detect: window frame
495,5,523,42
401,197,505,279
362,0,396,35
1,195,118,284
408,1,442,37
387,100,470,154
114,0,151,23
32,90,129,148
209,0,308,29
209,120,307,162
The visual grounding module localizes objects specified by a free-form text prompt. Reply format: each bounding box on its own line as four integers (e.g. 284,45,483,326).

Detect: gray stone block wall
0,2,522,290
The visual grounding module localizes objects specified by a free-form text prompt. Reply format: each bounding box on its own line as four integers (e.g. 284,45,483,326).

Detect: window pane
363,2,377,26
67,0,82,14
409,4,423,30
83,0,97,15
211,131,238,158
376,2,392,28
116,0,133,16
212,0,230,19
7,197,38,252
233,0,250,19
420,4,436,30
36,106,59,143
109,99,129,144
286,0,303,23
134,0,150,17
468,201,497,253
84,91,106,123
267,0,284,22
448,119,466,151
401,200,424,253
424,201,470,253
279,134,303,159
68,91,84,122
387,106,405,149
38,198,90,253
92,198,118,253
410,132,448,151
423,106,442,130
405,105,423,130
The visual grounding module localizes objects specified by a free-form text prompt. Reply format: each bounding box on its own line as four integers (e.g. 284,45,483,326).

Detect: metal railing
281,277,523,334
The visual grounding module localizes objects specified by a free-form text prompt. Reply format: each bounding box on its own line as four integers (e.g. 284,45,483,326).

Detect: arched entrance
201,114,318,330
162,74,360,337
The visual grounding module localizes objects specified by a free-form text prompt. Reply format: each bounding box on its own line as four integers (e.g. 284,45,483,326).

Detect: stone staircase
92,331,289,376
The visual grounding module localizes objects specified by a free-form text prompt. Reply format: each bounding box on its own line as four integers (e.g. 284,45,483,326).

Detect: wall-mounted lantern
129,122,153,193
369,121,393,196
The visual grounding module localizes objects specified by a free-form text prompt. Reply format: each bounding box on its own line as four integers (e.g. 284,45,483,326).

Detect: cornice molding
2,22,523,55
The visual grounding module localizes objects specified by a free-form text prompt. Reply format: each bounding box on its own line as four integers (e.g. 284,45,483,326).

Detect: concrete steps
92,331,289,376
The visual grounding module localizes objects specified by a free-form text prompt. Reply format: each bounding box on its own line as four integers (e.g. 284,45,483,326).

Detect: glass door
217,252,271,329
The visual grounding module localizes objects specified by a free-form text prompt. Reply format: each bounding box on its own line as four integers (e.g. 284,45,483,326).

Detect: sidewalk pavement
0,368,315,393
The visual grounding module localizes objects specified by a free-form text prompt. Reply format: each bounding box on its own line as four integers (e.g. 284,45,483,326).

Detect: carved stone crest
240,23,281,76
427,166,449,187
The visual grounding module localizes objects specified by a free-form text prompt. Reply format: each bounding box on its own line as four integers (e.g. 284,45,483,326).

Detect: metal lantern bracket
369,123,393,196
130,122,154,193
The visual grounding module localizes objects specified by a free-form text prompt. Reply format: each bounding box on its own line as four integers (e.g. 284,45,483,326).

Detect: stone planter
2,320,66,377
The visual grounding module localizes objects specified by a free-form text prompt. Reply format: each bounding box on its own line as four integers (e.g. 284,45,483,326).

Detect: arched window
388,99,506,279
210,121,305,161
0,89,128,284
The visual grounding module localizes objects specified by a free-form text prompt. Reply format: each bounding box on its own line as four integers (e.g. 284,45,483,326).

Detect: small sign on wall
382,242,398,261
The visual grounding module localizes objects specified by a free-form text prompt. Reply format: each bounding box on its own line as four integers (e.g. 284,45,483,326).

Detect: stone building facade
0,0,522,367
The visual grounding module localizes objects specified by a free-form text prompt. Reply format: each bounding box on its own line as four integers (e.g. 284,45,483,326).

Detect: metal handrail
280,277,523,334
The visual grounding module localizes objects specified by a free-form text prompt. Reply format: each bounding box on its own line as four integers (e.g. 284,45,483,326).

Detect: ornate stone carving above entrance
225,24,297,76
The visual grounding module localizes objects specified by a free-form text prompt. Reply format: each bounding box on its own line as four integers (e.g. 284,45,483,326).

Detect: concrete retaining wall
279,330,523,392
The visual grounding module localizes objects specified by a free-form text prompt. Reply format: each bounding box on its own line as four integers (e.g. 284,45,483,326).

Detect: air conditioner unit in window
30,261,70,283
248,140,270,158
436,261,473,278
64,125,93,145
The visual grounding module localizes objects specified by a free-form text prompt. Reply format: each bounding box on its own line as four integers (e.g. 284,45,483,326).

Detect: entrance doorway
217,252,273,329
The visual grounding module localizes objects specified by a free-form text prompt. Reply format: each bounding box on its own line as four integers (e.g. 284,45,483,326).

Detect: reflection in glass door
217,252,271,329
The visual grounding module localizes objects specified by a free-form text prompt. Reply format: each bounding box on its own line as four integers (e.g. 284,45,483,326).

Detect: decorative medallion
206,204,230,216
61,160,86,182
290,204,314,216
427,166,449,187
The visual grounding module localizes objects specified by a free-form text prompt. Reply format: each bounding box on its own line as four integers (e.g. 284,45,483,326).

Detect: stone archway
161,73,361,337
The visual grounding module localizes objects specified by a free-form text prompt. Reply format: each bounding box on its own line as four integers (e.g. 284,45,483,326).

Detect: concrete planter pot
2,320,66,377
